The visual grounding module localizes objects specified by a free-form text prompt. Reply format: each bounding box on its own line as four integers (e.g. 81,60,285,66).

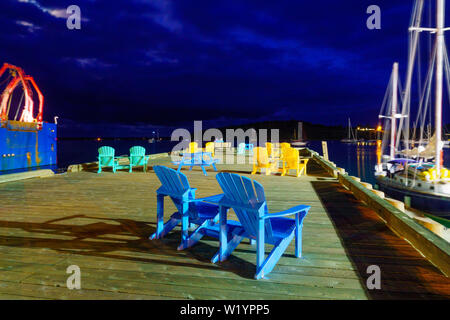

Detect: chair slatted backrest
286,147,299,169
265,142,273,157
129,146,146,165
280,143,291,159
154,165,190,196
188,142,198,153
216,172,274,241
253,147,270,167
205,142,215,156
153,166,196,217
98,146,115,166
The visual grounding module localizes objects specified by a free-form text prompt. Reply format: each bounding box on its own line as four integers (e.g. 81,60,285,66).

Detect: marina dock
0,153,449,300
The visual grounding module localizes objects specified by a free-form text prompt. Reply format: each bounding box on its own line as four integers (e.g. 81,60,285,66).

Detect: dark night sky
0,0,447,136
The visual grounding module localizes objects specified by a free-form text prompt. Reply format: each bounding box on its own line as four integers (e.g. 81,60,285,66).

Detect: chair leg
149,215,180,240
178,219,214,250
150,195,183,240
295,212,305,258
211,229,245,263
255,219,265,276
180,202,190,249
154,194,165,238
295,225,303,258
255,231,294,279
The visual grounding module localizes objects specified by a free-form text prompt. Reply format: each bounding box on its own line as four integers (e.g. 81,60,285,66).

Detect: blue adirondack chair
129,146,149,172
149,165,224,250
213,172,310,279
246,143,254,155
97,146,119,173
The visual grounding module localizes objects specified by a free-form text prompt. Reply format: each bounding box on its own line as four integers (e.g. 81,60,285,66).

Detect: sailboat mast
435,0,445,173
391,62,399,159
348,118,351,139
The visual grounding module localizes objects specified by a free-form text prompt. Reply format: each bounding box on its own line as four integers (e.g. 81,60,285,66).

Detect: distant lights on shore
357,127,376,131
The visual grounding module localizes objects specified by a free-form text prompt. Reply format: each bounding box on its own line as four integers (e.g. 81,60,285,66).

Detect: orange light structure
0,63,43,124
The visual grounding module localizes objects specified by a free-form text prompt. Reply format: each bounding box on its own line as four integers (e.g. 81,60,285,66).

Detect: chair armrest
262,204,310,219
193,193,224,204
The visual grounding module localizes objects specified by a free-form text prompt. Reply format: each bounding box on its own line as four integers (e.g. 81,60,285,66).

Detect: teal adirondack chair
237,143,246,155
129,146,149,172
97,146,119,173
213,172,310,279
149,165,227,250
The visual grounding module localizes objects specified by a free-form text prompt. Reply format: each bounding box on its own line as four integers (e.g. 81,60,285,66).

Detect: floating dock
0,151,449,299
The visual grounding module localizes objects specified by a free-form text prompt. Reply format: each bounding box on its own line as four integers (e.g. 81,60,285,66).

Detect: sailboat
291,121,308,147
341,118,358,143
375,0,450,219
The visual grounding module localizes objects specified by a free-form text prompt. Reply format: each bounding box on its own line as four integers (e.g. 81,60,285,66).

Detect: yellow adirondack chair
203,142,215,157
281,148,309,177
251,147,278,175
266,142,280,160
187,142,198,153
280,143,291,160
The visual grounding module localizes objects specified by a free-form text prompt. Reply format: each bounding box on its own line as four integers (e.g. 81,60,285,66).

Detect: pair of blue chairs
149,165,310,279
98,146,149,173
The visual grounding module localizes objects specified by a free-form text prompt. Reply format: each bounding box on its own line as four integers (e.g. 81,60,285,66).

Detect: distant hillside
217,120,350,141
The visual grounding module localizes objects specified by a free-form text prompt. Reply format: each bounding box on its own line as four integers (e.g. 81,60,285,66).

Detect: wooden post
321,141,329,161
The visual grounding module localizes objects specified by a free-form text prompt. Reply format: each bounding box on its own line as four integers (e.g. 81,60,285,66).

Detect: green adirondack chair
129,146,149,172
97,146,119,173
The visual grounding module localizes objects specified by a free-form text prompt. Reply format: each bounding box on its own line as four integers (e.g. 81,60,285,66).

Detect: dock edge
309,148,450,277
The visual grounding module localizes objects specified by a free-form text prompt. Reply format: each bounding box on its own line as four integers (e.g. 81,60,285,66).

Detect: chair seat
200,220,243,238
195,202,220,219
168,201,219,224
267,217,296,243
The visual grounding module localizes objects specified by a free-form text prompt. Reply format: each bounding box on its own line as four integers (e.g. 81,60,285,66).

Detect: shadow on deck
311,177,450,299
0,215,256,279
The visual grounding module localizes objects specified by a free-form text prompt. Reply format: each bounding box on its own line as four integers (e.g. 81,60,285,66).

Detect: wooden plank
0,154,448,299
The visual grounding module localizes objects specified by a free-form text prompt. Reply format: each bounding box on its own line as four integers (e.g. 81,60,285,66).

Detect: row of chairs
98,146,149,173
150,165,310,279
252,142,309,177
186,141,215,157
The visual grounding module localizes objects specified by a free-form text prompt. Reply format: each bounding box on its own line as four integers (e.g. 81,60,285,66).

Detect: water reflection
309,140,450,185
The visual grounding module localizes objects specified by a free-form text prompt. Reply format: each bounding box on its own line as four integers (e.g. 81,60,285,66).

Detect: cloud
227,27,357,71
141,0,183,32
48,8,68,19
16,0,88,20
16,19,41,32
144,50,179,65
62,57,115,69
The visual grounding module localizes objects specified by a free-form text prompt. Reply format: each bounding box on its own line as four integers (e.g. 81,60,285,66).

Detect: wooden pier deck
0,155,449,300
